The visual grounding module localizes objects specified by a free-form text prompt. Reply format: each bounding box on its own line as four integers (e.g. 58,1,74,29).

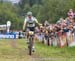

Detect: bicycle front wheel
28,37,33,55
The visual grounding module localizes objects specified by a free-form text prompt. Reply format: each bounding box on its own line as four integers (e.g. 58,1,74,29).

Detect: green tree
0,2,21,30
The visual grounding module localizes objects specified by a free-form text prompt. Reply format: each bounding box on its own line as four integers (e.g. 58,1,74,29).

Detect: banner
0,34,16,39
0,24,7,30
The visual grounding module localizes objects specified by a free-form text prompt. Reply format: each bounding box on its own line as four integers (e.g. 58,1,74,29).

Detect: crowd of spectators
34,9,75,47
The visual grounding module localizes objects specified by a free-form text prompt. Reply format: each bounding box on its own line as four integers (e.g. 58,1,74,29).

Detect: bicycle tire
28,36,33,55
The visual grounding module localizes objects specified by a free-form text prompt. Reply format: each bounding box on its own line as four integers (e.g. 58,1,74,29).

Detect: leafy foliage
0,0,75,30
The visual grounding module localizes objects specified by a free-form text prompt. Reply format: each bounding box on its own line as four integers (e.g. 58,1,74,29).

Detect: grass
0,39,75,61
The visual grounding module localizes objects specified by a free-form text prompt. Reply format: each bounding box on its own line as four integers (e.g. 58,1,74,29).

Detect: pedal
32,46,35,52
32,48,35,52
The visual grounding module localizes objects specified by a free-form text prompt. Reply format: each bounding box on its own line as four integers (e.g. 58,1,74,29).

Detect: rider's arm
35,18,40,25
23,19,27,31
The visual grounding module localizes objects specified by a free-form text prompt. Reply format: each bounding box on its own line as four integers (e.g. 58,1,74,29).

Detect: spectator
67,9,75,19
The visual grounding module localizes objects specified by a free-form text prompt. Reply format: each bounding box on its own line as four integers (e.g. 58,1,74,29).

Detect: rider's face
28,15,32,19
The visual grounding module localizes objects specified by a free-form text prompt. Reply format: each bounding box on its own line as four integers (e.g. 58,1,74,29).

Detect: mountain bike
28,31,34,55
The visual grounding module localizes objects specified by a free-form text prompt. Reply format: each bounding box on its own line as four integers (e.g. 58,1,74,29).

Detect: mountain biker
23,11,40,51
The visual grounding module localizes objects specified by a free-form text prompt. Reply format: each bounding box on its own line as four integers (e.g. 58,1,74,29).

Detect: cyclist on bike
23,11,40,51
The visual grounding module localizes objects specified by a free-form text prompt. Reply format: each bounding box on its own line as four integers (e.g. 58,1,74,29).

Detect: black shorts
27,27,35,31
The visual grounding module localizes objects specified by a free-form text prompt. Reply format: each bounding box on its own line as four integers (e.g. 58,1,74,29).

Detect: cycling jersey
24,16,39,32
24,16,38,28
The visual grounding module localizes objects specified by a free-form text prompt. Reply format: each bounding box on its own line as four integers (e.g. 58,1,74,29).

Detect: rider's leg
26,32,30,44
26,28,30,43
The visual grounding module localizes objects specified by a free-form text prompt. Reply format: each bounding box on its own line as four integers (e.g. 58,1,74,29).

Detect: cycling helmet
27,11,32,16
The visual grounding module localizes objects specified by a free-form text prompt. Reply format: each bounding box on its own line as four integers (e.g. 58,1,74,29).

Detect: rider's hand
23,29,25,32
39,23,42,26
